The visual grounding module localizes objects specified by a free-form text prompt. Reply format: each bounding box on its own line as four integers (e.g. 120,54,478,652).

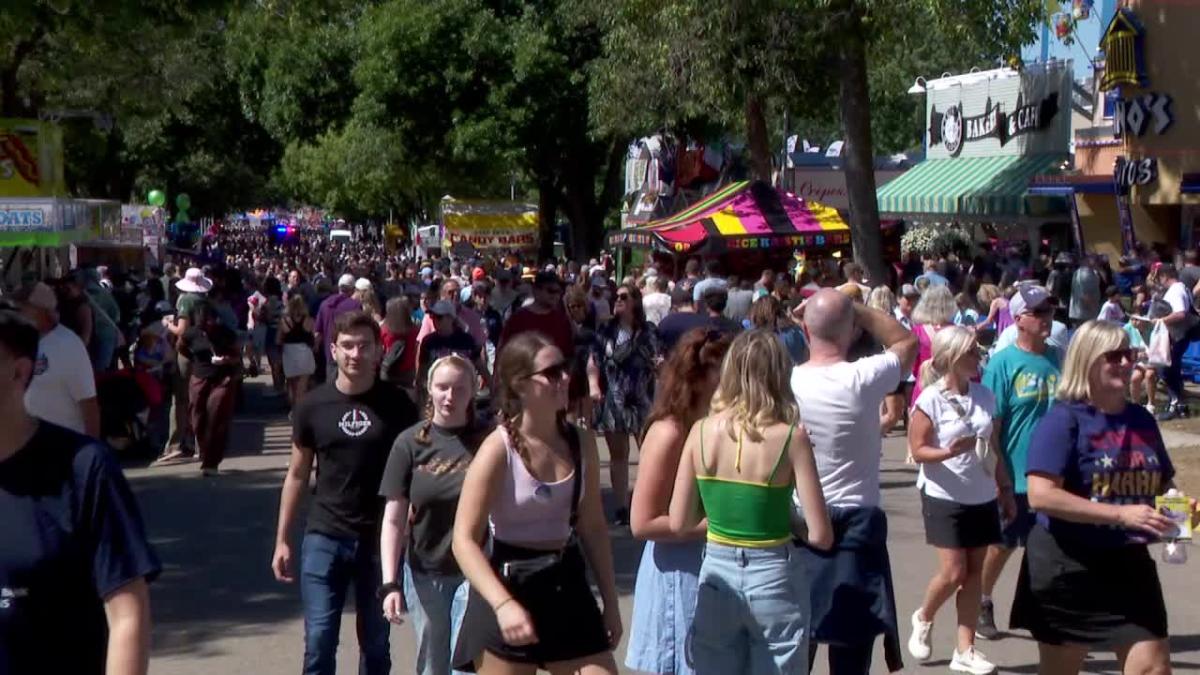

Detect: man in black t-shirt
0,307,160,675
416,300,487,398
271,310,418,675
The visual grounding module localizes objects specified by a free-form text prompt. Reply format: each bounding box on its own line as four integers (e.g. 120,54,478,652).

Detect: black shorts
452,539,609,671
1011,525,1167,647
920,491,1002,549
1000,493,1036,548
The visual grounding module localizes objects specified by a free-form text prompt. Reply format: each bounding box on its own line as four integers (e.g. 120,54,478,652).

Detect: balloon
148,189,166,207
175,193,191,210
175,210,190,224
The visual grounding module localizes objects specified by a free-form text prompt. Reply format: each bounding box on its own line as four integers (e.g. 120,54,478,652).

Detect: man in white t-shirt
14,282,100,436
1156,264,1199,419
790,289,918,674
641,275,671,325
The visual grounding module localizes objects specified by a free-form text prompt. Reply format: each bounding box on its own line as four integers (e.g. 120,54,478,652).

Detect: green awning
877,154,1068,218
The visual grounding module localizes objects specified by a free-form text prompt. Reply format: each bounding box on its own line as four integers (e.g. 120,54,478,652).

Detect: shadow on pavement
134,466,303,659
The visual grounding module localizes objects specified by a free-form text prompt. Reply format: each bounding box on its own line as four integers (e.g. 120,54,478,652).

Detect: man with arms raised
792,289,918,674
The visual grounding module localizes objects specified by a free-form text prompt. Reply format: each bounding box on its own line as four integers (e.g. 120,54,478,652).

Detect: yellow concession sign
440,197,539,249
0,119,66,197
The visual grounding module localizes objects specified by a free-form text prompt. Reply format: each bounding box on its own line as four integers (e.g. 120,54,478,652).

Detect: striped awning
877,154,1068,218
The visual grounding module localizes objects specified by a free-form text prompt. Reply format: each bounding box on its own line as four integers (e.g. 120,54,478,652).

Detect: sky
1021,0,1110,82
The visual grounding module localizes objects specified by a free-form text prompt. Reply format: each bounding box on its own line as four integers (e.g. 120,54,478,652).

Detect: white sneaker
908,608,933,660
951,647,997,675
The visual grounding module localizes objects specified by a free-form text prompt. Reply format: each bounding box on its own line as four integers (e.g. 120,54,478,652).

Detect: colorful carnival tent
608,180,849,254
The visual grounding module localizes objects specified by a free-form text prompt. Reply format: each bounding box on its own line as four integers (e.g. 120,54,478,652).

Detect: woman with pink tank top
451,333,621,674
909,286,959,406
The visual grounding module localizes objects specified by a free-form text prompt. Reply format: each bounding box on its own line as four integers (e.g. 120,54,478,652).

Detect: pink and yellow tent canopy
610,180,850,254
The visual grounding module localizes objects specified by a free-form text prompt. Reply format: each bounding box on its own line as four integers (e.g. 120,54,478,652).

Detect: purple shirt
314,293,362,360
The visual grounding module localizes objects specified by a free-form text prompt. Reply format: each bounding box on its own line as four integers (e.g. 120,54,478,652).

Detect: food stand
607,180,851,278
0,198,116,287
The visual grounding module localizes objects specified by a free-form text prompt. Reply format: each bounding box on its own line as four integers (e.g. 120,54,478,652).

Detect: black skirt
1011,524,1168,647
452,539,610,671
920,491,1001,549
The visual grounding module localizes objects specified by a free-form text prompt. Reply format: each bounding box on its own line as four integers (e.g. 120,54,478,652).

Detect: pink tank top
488,427,582,543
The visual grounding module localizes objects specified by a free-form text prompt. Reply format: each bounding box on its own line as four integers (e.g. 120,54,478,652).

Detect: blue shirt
0,423,161,675
1028,401,1174,547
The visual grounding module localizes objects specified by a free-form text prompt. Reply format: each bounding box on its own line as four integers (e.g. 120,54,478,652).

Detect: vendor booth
0,198,118,287
877,62,1074,254
440,197,539,252
608,180,851,278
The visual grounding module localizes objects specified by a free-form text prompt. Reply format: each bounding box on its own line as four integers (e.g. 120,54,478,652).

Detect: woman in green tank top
668,329,832,673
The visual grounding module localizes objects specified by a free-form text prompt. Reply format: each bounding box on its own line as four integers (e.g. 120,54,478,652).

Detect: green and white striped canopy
877,154,1067,218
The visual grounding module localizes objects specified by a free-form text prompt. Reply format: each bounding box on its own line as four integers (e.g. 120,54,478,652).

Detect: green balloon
175,193,191,210
148,189,166,207
175,210,190,224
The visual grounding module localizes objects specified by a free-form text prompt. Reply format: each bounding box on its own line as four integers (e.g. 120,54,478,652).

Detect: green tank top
695,422,795,548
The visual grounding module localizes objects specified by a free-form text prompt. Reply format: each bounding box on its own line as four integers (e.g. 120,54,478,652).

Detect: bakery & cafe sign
930,92,1060,157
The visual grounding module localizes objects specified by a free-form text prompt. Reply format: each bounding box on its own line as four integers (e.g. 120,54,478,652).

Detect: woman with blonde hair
451,333,621,674
910,285,958,405
669,329,832,674
1013,320,1197,675
868,286,905,434
379,354,489,675
276,294,316,408
906,326,1016,674
355,285,385,323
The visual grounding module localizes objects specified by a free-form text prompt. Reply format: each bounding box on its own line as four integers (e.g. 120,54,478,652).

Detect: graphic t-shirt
914,383,997,505
293,381,419,539
0,423,161,675
379,423,484,575
1028,401,1175,547
982,344,1061,494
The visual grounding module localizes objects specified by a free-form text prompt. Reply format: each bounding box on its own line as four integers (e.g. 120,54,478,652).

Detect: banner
0,119,66,197
441,197,539,249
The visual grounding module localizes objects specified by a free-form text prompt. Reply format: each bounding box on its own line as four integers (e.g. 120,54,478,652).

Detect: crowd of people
1,220,1199,675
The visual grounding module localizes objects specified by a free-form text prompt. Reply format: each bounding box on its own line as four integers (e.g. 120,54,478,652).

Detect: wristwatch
376,582,402,601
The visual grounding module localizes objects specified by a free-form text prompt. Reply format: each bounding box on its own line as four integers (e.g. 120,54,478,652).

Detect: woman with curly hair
626,328,733,675
451,333,621,674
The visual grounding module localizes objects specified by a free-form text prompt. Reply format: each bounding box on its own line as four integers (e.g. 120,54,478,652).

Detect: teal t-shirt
982,344,1061,494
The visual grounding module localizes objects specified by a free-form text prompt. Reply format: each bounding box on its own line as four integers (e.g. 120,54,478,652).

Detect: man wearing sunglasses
977,284,1062,640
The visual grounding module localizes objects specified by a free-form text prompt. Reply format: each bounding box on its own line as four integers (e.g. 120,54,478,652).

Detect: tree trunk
536,178,558,262
745,93,773,182
836,2,887,286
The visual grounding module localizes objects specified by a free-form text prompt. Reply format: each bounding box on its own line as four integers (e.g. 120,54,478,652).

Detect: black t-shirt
0,422,161,675
183,325,239,379
417,330,480,386
293,381,419,539
379,423,485,575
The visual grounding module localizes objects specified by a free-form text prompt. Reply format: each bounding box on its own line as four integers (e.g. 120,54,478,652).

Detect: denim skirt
625,540,703,674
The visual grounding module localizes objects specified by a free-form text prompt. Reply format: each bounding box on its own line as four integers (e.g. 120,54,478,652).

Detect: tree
591,0,1045,281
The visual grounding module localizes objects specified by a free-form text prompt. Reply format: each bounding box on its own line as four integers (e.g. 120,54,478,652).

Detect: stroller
96,369,161,458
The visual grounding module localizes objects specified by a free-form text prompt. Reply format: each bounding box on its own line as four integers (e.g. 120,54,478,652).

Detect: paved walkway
128,379,1200,674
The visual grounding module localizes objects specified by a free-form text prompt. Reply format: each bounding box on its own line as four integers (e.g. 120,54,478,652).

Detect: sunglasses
1101,348,1135,365
529,361,569,382
1022,306,1055,318
616,293,632,301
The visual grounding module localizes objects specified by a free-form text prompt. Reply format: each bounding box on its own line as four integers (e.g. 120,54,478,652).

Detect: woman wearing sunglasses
626,328,733,675
1014,320,1198,675
379,355,489,675
452,333,621,674
588,283,659,525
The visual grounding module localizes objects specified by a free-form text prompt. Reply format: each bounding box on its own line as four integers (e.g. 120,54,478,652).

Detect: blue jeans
301,532,391,675
402,562,469,675
691,542,810,674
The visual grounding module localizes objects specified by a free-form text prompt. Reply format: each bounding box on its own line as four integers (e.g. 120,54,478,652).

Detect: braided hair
494,332,574,469
415,354,479,446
